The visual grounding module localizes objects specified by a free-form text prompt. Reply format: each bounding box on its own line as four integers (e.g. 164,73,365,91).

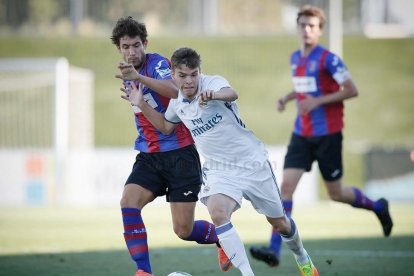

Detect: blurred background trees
1,0,412,37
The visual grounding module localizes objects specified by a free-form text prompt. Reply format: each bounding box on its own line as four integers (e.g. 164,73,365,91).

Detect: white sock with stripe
216,222,254,276
280,217,308,264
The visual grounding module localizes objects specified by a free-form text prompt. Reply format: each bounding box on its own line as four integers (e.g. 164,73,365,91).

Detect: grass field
1,202,413,275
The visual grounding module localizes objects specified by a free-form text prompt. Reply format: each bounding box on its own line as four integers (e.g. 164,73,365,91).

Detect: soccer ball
167,272,192,276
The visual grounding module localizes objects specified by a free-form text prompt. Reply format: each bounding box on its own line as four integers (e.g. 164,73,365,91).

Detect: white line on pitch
308,250,414,258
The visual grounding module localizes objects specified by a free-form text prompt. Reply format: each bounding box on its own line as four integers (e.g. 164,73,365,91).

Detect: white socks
216,222,254,276
280,218,308,264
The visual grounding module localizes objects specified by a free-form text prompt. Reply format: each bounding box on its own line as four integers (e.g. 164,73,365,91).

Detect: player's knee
120,193,147,209
209,208,230,226
119,195,130,208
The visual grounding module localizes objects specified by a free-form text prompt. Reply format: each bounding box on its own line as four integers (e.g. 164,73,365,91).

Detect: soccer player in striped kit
122,47,318,276
249,5,393,268
111,17,229,276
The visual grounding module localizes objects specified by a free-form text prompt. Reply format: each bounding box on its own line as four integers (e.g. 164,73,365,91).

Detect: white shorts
199,161,285,218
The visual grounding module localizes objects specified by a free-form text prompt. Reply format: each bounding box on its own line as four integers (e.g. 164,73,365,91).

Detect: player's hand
115,62,140,81
276,97,286,112
298,95,320,114
120,81,144,107
199,90,215,106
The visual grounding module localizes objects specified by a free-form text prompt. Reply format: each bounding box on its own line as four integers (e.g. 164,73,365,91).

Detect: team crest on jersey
308,60,318,73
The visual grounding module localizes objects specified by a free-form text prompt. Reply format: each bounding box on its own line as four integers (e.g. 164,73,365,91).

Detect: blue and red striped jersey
126,53,193,153
290,44,351,137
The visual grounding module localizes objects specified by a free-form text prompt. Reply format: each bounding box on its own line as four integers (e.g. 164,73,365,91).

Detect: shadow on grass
1,235,413,276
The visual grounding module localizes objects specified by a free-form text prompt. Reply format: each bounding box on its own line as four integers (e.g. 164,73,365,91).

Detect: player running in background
121,47,319,276
111,17,229,276
249,5,393,268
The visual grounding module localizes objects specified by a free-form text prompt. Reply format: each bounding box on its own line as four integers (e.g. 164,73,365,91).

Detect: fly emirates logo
190,113,223,137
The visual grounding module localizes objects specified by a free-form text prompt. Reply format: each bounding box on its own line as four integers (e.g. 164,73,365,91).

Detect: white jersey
164,74,268,170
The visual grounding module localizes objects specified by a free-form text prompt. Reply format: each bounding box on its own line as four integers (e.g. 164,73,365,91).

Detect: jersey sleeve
164,100,181,124
207,75,231,92
324,53,351,85
150,56,172,80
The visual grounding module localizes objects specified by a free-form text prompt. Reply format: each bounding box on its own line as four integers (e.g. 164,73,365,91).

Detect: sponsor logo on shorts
331,169,341,178
183,191,193,196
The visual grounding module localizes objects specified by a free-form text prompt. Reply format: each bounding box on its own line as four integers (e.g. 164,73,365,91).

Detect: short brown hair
171,47,201,70
297,5,326,29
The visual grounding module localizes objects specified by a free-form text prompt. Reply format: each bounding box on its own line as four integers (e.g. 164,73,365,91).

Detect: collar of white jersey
180,74,204,103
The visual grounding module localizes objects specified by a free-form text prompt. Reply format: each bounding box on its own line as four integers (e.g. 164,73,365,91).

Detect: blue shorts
126,144,202,202
284,132,343,181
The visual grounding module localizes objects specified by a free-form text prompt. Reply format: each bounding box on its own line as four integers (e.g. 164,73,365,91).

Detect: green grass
0,203,413,275
1,237,413,276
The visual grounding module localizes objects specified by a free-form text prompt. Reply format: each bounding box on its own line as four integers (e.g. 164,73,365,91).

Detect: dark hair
297,5,326,29
171,47,201,70
111,16,148,46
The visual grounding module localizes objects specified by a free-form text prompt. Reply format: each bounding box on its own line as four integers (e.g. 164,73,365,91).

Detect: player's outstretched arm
116,62,178,98
121,82,177,135
198,87,238,106
277,91,296,112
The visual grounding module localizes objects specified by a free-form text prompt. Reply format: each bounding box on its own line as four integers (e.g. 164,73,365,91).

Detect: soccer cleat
135,269,153,276
296,255,318,276
375,198,393,237
218,246,233,272
249,246,279,267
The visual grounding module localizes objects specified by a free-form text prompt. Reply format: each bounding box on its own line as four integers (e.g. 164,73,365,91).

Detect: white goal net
0,58,94,206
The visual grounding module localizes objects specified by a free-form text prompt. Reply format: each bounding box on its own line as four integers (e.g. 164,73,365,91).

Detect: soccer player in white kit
121,47,318,276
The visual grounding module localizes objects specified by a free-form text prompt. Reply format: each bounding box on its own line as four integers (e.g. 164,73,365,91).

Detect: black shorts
125,144,202,202
284,132,343,181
